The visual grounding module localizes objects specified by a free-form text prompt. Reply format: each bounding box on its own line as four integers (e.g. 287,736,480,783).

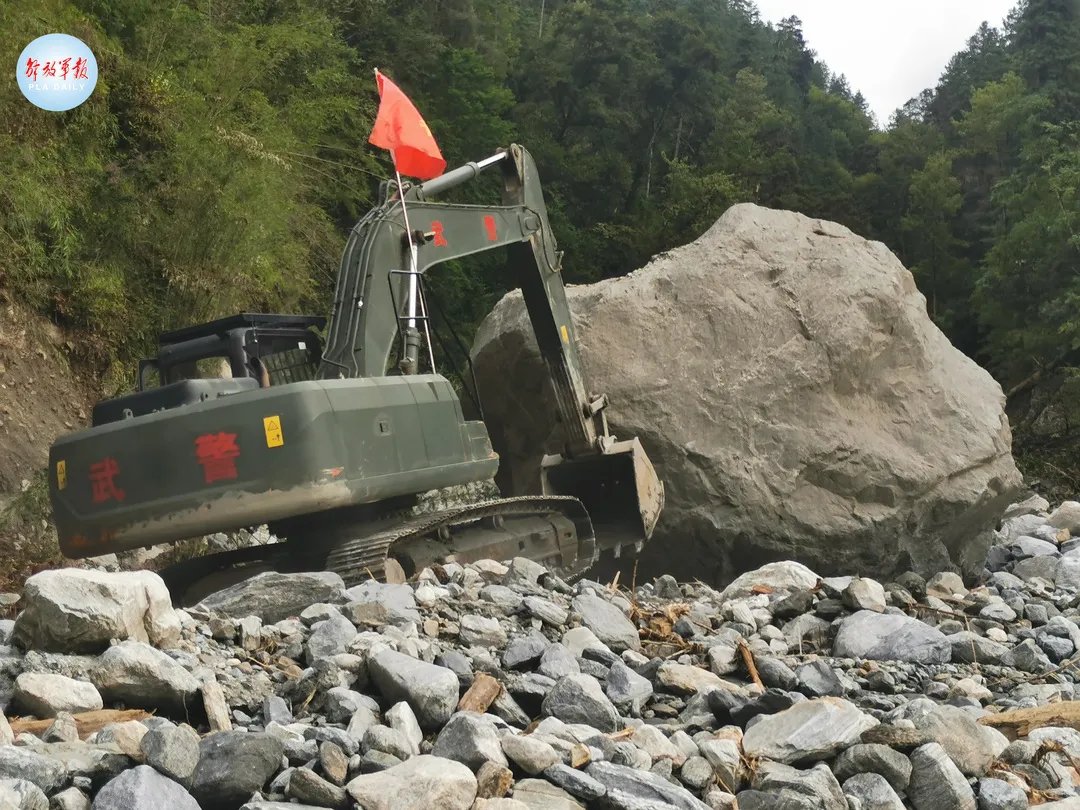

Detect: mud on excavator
47,144,664,603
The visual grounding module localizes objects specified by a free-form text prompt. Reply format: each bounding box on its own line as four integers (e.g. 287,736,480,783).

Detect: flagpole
391,152,424,374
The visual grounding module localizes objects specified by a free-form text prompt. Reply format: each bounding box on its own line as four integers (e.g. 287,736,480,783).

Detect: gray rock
948,632,1009,665
604,660,653,714
140,725,200,785
1049,501,1080,532
306,614,358,664
843,578,887,613
326,687,379,725
52,787,91,810
346,754,477,810
263,695,293,725
504,634,550,670
719,562,821,601
833,744,912,793
750,762,846,810
91,765,199,810
976,777,1027,810
543,764,606,801
1013,555,1059,582
91,640,200,713
513,778,585,809
363,725,415,762
539,645,580,680
460,615,507,648
890,700,1006,777
0,745,67,793
14,570,180,653
197,571,345,623
907,742,976,810
471,204,1023,585
742,698,878,765
502,733,560,775
1011,535,1058,558
191,732,285,810
344,582,421,627
542,675,621,732
432,712,509,770
570,595,641,652
843,772,904,810
585,761,710,810
1056,557,1080,590
13,673,102,717
979,602,1017,622
679,756,714,791
386,702,422,756
368,648,459,730
794,660,844,697
287,767,348,809
523,597,569,627
834,611,950,663
1000,639,1052,673
0,779,47,810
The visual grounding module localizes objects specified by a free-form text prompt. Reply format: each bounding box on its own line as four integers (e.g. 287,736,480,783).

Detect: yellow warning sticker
56,460,67,490
560,325,569,344
263,415,284,448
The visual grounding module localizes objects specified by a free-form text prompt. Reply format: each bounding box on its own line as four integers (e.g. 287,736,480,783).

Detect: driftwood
978,701,1080,738
458,673,502,713
8,709,152,740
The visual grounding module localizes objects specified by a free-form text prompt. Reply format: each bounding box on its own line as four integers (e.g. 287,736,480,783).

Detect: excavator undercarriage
47,145,664,603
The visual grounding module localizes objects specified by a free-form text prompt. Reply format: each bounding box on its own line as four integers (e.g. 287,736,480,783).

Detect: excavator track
161,496,616,605
323,496,598,587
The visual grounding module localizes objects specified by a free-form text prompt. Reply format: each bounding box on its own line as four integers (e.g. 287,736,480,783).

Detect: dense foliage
2,0,1078,459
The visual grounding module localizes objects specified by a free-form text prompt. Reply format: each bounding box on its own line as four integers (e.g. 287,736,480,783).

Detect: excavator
46,144,664,602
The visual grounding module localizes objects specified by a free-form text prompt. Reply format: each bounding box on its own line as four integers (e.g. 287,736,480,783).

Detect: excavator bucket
540,438,664,558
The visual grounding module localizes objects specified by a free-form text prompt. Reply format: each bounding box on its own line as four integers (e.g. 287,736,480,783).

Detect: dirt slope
0,296,96,500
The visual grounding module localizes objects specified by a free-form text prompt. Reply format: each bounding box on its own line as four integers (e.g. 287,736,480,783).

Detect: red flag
368,69,446,180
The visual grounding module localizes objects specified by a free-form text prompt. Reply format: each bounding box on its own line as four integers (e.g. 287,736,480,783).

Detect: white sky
753,0,1019,126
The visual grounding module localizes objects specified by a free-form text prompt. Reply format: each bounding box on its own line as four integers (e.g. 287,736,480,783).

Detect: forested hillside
1,0,1078,471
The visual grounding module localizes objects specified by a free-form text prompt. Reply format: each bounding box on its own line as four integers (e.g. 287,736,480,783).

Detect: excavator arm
322,144,603,458
320,144,664,543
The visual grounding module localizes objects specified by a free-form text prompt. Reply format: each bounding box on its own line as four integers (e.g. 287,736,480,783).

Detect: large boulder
470,204,1023,583
13,570,180,653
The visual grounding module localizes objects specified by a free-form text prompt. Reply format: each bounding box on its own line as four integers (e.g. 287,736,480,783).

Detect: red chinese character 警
42,61,57,78
195,432,240,484
25,58,40,81
73,57,89,80
90,457,125,503
430,220,447,247
59,57,71,80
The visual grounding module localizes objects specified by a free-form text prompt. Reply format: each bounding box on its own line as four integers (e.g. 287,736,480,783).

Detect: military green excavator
47,144,663,603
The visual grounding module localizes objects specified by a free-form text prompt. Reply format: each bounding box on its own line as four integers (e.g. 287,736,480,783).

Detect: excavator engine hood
540,438,664,559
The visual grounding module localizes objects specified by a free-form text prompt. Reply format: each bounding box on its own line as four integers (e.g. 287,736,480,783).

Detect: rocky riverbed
2,497,1080,808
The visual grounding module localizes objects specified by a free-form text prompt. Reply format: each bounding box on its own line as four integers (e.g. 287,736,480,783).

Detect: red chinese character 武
90,457,125,503
195,432,240,484
73,57,89,80
25,58,40,81
59,57,71,80
42,61,57,78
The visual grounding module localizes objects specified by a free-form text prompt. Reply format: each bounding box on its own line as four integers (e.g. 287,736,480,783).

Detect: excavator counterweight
46,145,664,600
